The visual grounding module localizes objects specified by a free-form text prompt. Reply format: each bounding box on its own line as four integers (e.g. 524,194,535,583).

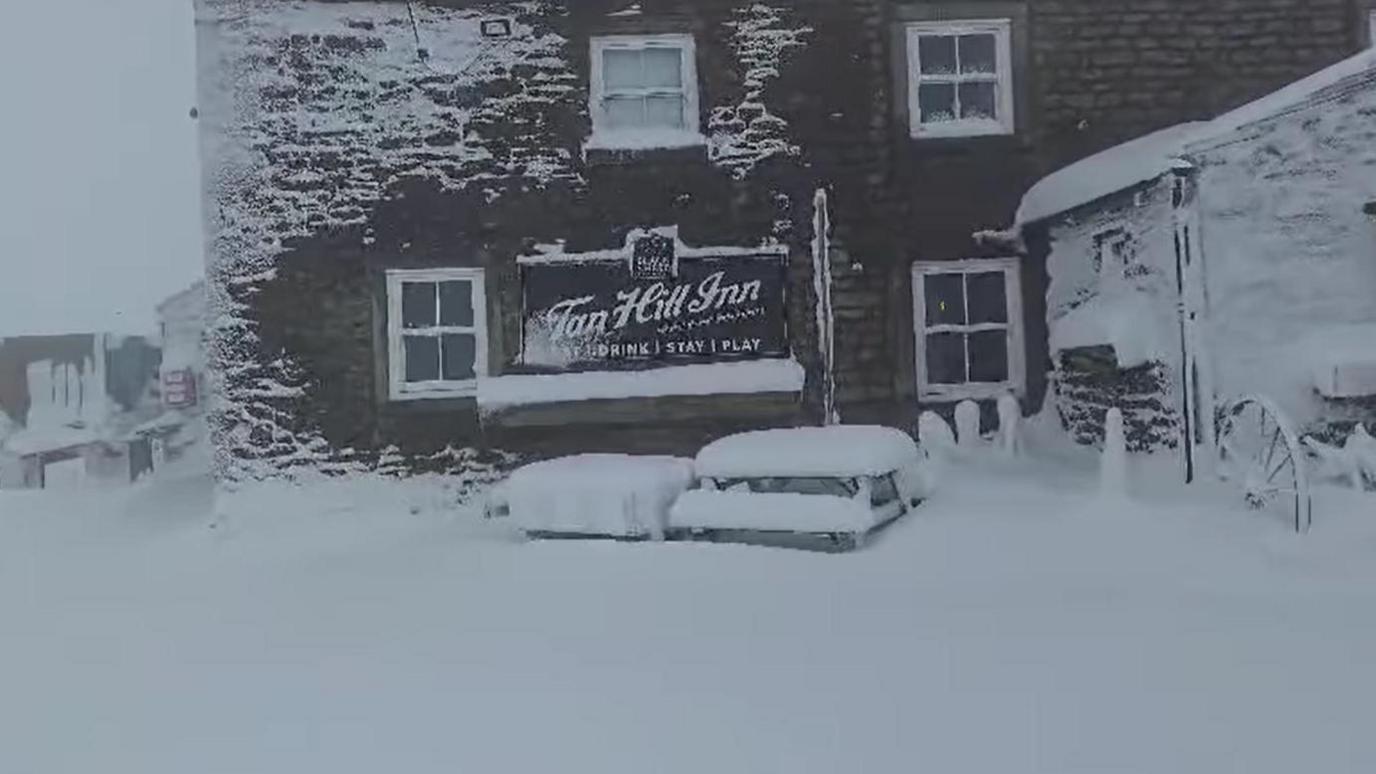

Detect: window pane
917,83,956,124
641,47,682,88
917,35,956,75
968,330,1009,383
604,95,644,129
924,273,965,326
958,34,997,74
441,334,477,381
644,95,685,128
401,282,436,329
438,280,474,327
403,336,440,383
967,271,1008,324
959,81,997,120
926,332,967,385
603,48,641,90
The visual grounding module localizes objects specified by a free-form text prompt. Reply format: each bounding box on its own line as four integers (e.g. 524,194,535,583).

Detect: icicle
997,394,1020,456
955,400,980,450
811,187,838,425
1100,408,1128,496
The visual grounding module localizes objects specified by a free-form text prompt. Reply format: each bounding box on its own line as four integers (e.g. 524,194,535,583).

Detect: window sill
389,382,478,403
919,382,1020,402
910,121,1015,141
584,130,707,152
582,132,709,166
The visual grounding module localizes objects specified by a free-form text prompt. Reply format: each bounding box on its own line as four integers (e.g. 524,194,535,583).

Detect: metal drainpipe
1170,167,1196,484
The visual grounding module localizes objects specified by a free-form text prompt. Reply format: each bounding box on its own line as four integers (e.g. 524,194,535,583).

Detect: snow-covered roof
2,425,100,457
1183,48,1376,153
1016,49,1376,225
694,425,919,479
1016,122,1206,226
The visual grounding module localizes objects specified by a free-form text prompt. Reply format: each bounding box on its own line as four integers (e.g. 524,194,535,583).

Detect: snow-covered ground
2,453,1374,773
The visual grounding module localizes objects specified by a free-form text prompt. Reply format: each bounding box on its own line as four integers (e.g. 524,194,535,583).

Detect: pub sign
520,239,789,371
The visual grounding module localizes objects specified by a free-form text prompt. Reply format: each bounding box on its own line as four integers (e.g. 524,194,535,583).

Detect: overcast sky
0,0,203,336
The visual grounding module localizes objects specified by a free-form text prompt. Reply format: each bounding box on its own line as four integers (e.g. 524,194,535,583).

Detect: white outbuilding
1015,49,1376,479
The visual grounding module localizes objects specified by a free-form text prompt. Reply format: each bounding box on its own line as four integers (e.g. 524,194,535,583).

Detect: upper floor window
386,268,487,401
905,20,1014,139
588,34,702,150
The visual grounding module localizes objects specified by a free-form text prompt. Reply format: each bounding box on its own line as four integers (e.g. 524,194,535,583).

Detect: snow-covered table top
695,425,920,479
1307,324,1376,399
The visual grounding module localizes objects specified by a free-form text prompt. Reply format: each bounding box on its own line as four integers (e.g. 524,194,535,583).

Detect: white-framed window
905,19,1015,139
1093,225,1132,287
385,268,487,401
911,258,1025,400
587,33,702,150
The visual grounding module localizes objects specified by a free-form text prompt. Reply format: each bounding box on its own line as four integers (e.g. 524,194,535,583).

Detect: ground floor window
911,258,1024,400
386,268,487,401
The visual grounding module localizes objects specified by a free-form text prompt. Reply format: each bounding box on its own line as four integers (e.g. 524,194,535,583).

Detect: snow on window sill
910,119,1014,140
583,130,708,153
918,382,1020,402
477,358,805,412
389,381,478,403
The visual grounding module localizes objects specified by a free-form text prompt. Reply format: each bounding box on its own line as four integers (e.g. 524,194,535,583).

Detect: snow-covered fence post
955,400,980,450
1100,408,1128,496
997,394,1020,456
918,410,956,463
811,187,838,425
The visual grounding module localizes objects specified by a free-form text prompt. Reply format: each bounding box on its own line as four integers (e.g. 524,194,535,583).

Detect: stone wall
198,0,885,478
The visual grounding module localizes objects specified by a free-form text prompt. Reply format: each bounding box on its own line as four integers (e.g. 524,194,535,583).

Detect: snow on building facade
1018,49,1376,475
194,0,1372,480
0,335,164,489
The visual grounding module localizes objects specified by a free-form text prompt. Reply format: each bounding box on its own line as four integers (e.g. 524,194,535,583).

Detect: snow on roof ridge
1014,121,1208,226
1183,47,1376,153
1014,49,1376,226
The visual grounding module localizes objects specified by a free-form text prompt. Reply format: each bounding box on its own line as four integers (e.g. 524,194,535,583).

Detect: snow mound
695,425,920,479
1050,293,1168,368
502,454,695,540
668,490,876,534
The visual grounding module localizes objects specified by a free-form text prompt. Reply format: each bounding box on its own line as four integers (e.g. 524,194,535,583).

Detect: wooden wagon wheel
1216,395,1312,533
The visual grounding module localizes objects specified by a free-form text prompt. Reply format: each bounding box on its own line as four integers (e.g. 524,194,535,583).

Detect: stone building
194,0,1375,479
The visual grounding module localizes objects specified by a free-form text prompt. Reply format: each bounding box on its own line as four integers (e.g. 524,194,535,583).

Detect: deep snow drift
1,454,1375,774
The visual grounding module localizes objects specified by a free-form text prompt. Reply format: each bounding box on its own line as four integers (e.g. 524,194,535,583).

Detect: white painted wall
1192,80,1376,428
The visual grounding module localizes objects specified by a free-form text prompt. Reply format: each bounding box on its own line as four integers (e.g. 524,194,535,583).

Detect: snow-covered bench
496,454,695,541
667,426,932,551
